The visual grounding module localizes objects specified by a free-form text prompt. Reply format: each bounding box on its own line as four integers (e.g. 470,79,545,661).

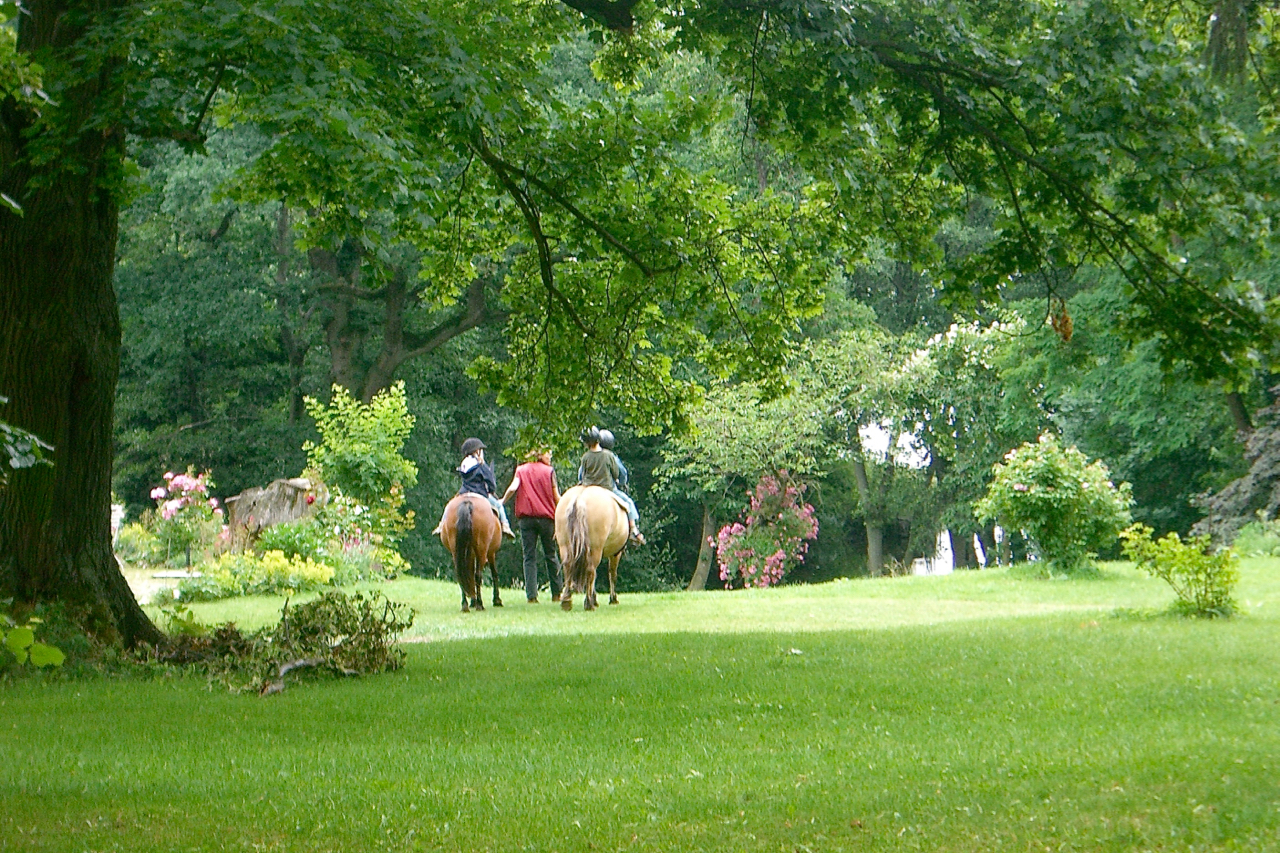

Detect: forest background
108,42,1253,591
8,0,1280,624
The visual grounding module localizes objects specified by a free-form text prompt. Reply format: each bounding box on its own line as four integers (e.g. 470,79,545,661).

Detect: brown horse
555,485,629,611
440,493,504,612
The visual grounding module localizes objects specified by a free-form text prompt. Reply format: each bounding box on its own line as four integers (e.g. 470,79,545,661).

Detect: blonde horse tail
564,498,592,591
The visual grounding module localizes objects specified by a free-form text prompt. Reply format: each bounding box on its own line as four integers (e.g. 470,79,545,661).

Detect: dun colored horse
440,493,504,612
555,485,629,611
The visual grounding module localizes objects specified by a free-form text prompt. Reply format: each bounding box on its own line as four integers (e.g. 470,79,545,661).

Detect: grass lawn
4,561,1280,851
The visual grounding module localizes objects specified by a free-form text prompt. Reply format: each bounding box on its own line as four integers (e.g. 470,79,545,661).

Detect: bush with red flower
715,472,818,588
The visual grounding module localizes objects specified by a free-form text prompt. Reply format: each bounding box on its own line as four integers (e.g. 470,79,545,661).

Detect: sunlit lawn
4,561,1279,851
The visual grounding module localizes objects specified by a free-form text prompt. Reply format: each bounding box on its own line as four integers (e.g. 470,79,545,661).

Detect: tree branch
472,134,592,337
475,145,670,278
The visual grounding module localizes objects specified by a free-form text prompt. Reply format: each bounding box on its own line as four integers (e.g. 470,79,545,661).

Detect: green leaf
0,192,21,216
3,626,32,663
27,642,65,668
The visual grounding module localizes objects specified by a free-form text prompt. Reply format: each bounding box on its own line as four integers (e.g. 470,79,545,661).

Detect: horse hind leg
583,549,602,611
470,553,485,612
558,539,574,611
489,556,503,607
609,553,620,605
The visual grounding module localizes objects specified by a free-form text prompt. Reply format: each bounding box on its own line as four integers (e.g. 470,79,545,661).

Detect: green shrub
1119,523,1239,618
1232,517,1280,557
303,384,417,568
178,551,334,602
256,519,329,563
114,521,159,564
976,433,1132,574
304,383,417,509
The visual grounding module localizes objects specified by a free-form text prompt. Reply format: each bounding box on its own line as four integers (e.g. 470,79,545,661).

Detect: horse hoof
609,596,619,605
493,599,504,607
560,599,573,612
461,605,470,613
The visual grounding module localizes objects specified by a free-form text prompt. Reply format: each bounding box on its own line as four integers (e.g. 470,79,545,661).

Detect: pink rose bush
715,472,818,588
149,467,222,564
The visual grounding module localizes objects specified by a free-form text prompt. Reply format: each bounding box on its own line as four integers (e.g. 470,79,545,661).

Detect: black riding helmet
599,429,616,450
461,437,487,456
580,425,602,447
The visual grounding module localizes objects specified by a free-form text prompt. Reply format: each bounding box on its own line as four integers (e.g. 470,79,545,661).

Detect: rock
225,477,328,536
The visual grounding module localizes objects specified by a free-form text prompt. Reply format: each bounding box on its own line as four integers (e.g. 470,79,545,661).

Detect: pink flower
150,486,167,500
207,498,219,509
1013,483,1029,492
161,498,183,520
306,494,316,505
163,471,175,481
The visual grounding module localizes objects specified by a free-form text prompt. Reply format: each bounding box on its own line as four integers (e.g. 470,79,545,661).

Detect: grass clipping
151,591,415,694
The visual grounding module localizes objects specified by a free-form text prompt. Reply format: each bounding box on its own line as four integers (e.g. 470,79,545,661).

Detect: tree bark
0,0,163,646
687,501,717,591
851,458,884,577
309,245,495,403
950,528,977,569
274,204,310,423
1226,389,1253,436
977,524,998,567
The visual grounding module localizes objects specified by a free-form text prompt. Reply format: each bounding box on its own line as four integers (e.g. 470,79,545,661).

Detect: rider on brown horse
432,437,515,539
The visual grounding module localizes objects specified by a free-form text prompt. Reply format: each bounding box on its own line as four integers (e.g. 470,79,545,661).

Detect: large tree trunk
0,9,163,645
687,502,718,591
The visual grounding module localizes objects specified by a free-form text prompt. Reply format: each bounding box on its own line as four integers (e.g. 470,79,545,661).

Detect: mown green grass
5,561,1280,851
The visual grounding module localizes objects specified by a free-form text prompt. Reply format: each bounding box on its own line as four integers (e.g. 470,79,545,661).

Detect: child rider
433,437,515,539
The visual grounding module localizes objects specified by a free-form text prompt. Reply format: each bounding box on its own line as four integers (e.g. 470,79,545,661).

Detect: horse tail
564,497,592,592
453,499,474,585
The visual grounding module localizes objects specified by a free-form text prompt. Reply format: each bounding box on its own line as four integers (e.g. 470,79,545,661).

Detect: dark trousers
518,516,561,600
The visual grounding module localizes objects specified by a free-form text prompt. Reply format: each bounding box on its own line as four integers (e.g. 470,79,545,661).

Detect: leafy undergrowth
3,562,1277,851
149,590,415,693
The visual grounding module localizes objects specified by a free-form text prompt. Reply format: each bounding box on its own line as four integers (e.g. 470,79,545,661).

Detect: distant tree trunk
866,523,884,577
687,502,718,591
1010,529,1029,563
977,525,998,567
1226,389,1253,436
0,3,164,646
851,458,884,577
309,245,495,403
898,518,915,566
274,204,311,423
951,529,977,568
